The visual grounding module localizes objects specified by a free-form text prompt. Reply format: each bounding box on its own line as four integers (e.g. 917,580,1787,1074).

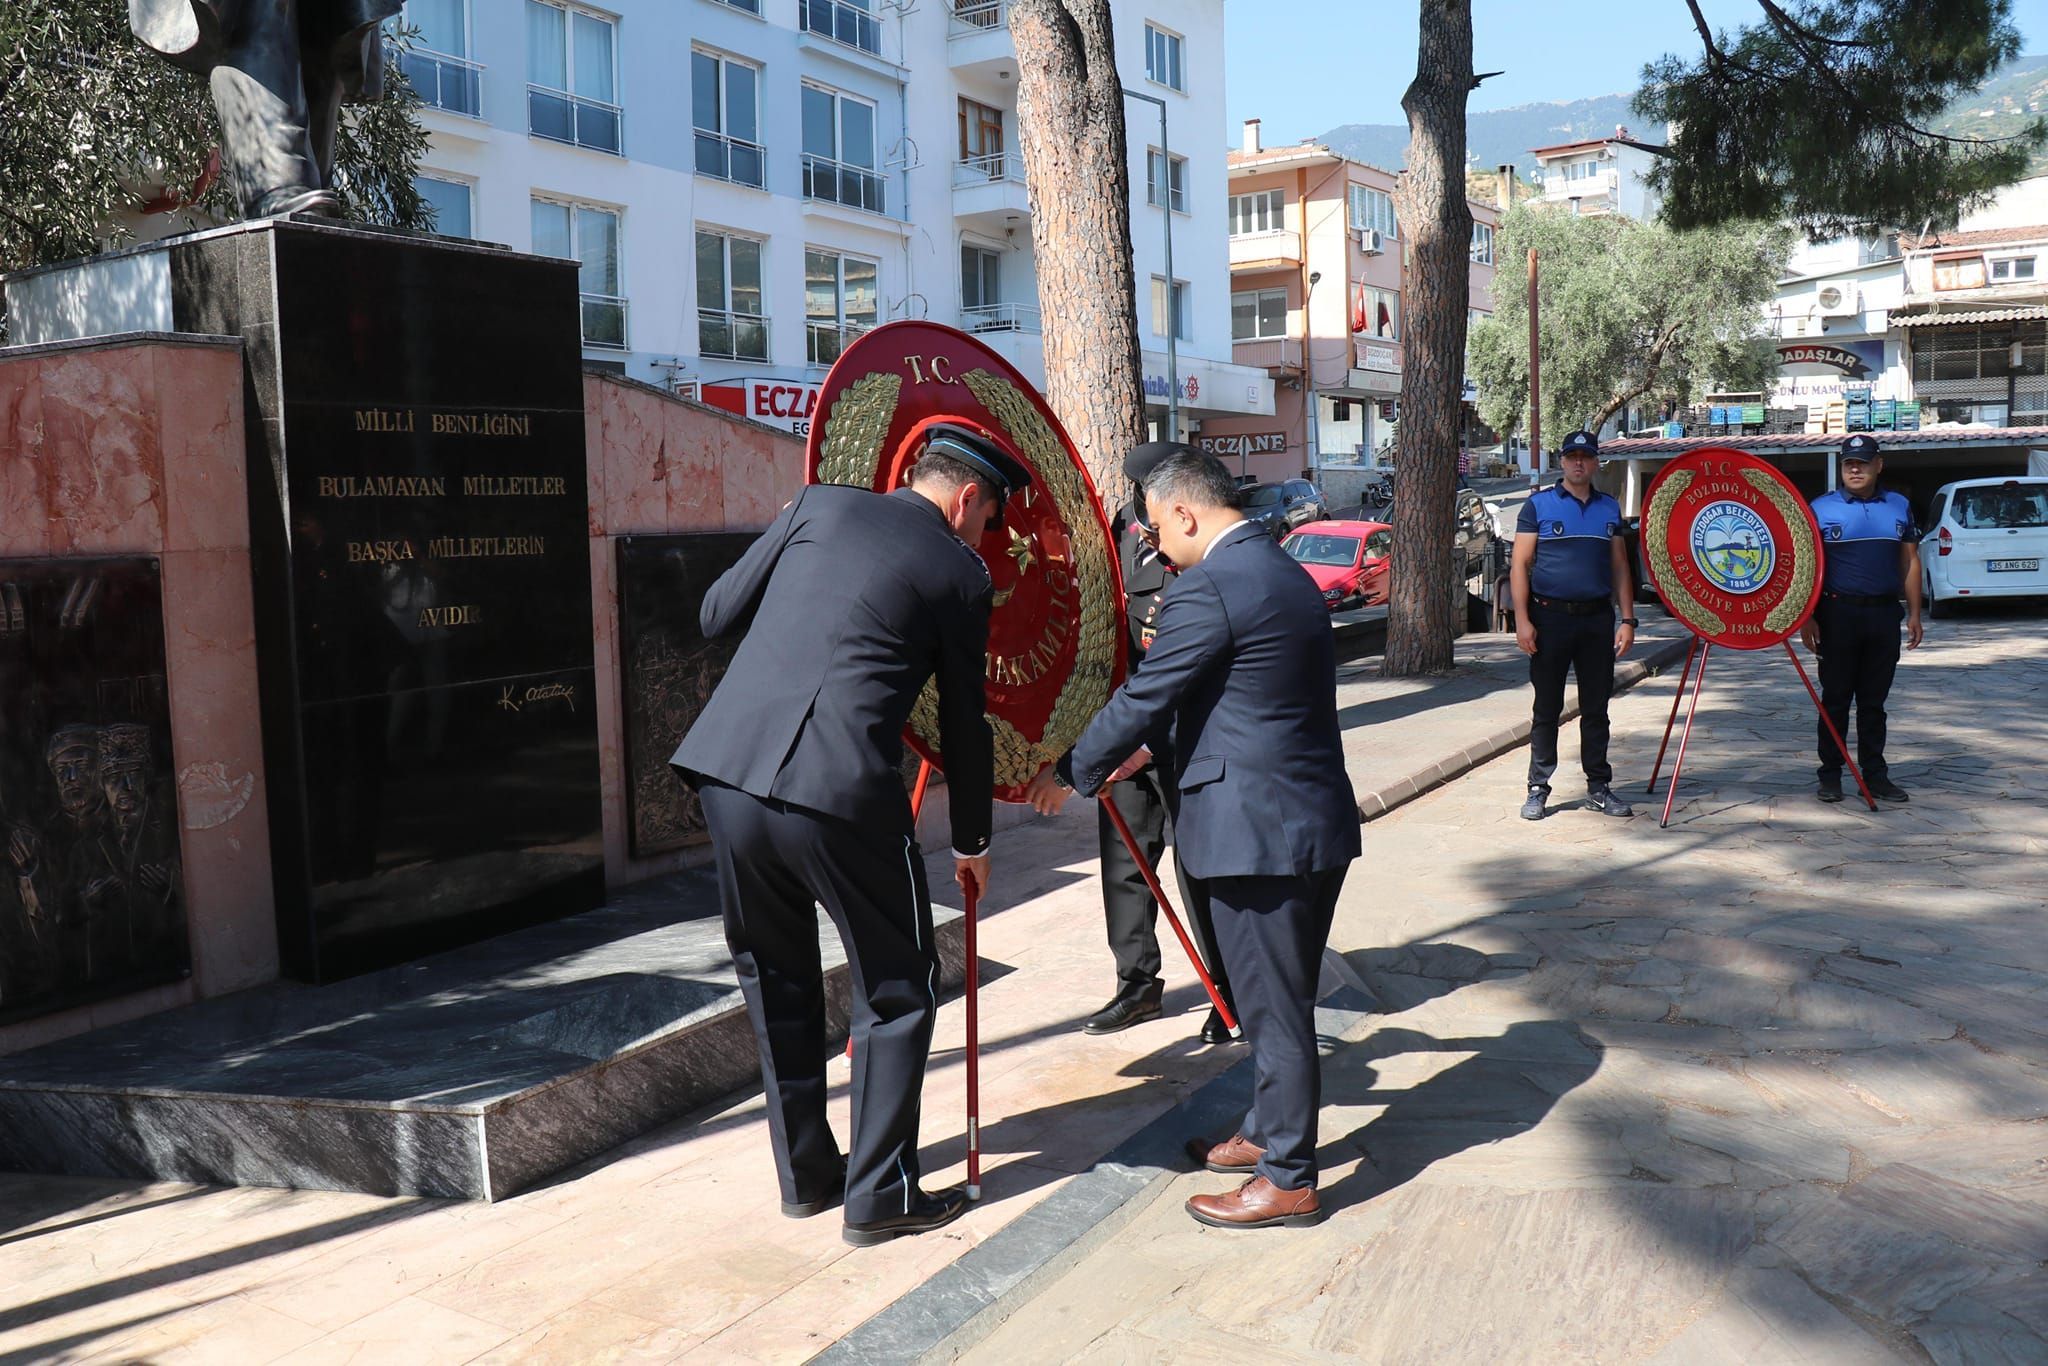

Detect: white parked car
1920,477,2048,617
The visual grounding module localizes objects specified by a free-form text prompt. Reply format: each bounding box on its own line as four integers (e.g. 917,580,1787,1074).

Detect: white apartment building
1527,127,1664,222
392,0,1271,436
1763,231,1914,412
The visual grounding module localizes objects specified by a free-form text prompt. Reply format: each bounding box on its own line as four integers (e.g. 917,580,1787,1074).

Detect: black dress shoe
781,1159,848,1219
1867,776,1909,803
1817,773,1844,803
1083,982,1163,1035
843,1186,970,1246
1198,1009,1240,1045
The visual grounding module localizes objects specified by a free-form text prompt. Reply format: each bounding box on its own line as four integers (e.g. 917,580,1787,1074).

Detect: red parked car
1282,520,1393,611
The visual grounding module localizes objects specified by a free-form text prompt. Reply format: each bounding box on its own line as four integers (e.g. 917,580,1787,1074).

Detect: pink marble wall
0,338,275,1055
584,374,804,887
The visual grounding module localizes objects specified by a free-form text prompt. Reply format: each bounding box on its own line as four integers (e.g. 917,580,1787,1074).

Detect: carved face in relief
46,728,101,818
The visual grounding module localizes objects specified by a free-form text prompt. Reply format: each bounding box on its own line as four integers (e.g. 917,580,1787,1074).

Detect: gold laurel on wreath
1642,469,1729,637
1741,468,1820,634
904,370,1120,787
814,371,904,487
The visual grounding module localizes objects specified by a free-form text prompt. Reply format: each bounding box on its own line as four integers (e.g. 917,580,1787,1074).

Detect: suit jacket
671,484,995,852
129,0,399,96
1061,523,1359,880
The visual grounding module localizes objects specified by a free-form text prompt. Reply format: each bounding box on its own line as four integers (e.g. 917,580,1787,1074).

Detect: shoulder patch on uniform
1825,524,1843,540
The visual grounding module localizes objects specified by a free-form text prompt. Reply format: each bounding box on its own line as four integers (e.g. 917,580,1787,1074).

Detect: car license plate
1988,558,2040,572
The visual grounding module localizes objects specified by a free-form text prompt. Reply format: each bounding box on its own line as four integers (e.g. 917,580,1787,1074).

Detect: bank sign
701,378,823,436
1771,339,1885,406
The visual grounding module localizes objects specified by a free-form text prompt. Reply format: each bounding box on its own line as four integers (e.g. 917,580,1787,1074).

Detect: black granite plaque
0,558,189,1024
616,533,758,858
165,221,603,981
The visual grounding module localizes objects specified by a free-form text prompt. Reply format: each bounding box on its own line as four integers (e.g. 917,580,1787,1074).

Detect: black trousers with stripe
699,782,939,1224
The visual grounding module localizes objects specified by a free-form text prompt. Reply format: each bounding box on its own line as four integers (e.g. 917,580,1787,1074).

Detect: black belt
1532,596,1610,616
1822,592,1899,606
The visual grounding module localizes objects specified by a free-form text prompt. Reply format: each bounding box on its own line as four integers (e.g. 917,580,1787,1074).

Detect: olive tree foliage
0,0,431,278
1468,208,1793,440
1638,0,2045,239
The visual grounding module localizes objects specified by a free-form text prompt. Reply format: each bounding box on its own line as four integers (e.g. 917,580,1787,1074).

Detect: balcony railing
699,309,770,362
400,48,483,118
807,319,871,366
798,0,881,54
949,0,1009,32
803,154,886,214
953,151,1024,187
581,293,628,350
962,303,1041,334
695,131,766,189
528,85,623,155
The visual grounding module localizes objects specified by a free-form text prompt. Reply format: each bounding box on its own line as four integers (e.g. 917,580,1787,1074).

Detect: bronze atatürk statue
128,0,404,220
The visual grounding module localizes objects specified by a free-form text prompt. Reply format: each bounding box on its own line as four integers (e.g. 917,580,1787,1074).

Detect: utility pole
1122,86,1177,441
1526,246,1542,488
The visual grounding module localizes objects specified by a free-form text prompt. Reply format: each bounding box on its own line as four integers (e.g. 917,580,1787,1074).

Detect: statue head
46,725,102,817
97,724,153,819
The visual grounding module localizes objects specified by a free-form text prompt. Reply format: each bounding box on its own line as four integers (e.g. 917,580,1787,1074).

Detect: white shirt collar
1203,519,1253,561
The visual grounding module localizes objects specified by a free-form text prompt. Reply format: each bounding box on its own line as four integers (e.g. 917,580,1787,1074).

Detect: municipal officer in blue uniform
1511,430,1639,821
1803,434,1923,804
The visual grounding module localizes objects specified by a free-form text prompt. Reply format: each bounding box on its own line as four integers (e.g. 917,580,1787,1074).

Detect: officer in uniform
1081,442,1237,1045
1511,430,1638,821
672,425,1029,1246
1803,434,1923,804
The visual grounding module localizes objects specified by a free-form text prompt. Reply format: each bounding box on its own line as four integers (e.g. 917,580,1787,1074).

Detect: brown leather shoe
1183,1133,1263,1174
1185,1175,1323,1229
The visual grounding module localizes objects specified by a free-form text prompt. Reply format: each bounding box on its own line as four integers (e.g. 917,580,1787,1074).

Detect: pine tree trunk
1010,0,1146,505
1384,0,1474,677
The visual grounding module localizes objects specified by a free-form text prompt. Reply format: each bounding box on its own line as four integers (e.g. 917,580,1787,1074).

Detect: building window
806,249,879,365
532,198,625,349
1347,184,1397,240
801,84,884,214
395,0,482,117
1228,189,1282,236
711,0,761,11
1151,276,1189,341
958,97,1007,179
1144,24,1184,92
1354,283,1398,339
526,1,621,155
415,175,472,238
1470,221,1494,265
1990,256,2038,281
1933,255,1988,290
692,50,763,188
798,0,880,55
961,242,1012,330
1231,287,1286,342
1146,150,1187,213
697,230,767,361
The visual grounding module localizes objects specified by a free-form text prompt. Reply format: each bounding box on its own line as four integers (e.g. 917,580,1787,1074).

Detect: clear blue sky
1224,0,2048,146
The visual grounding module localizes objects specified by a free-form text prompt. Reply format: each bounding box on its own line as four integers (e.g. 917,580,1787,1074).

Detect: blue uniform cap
1840,433,1881,462
1559,430,1599,458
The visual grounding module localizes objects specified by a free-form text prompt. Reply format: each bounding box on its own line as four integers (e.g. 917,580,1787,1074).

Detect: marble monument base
0,872,970,1200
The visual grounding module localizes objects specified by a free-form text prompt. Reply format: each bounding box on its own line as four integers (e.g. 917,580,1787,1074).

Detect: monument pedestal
10,220,606,981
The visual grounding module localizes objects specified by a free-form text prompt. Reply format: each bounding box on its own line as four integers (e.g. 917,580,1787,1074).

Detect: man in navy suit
673,426,1027,1246
1027,451,1359,1229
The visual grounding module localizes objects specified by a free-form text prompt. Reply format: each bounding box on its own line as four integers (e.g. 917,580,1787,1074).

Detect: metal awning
1891,305,2048,327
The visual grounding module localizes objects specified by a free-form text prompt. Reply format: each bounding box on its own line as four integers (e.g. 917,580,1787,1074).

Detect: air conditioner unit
1815,284,1858,317
1357,228,1384,256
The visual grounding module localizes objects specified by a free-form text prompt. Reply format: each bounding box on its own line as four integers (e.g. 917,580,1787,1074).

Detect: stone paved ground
965,609,2048,1365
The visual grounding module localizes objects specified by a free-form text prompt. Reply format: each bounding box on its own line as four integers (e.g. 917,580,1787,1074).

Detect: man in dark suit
1084,441,1236,1043
1028,451,1359,1229
672,425,1027,1246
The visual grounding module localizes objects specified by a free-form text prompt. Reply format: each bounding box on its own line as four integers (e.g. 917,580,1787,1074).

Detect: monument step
0,870,967,1200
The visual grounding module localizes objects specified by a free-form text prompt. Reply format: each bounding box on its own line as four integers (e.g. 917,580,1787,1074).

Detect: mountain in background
1309,53,2047,181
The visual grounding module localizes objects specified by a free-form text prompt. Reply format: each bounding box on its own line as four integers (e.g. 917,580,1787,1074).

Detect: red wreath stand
1642,448,1879,826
